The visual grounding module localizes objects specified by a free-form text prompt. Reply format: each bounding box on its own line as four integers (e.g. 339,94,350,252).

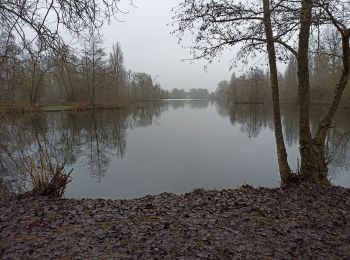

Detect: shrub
22,156,72,198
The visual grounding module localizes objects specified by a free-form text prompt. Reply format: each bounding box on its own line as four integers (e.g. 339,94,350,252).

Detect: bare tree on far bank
0,0,167,107
0,37,167,106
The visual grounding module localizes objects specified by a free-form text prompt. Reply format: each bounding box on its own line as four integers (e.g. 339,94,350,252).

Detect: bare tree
301,0,350,182
53,46,78,103
0,34,23,101
173,0,350,184
229,72,237,102
172,0,293,184
22,41,54,105
81,31,106,107
263,0,292,184
215,80,231,101
0,0,126,52
109,42,126,98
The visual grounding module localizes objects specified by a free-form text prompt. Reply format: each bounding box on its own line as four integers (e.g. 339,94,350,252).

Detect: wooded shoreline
1,100,350,114
1,184,350,259
0,100,166,113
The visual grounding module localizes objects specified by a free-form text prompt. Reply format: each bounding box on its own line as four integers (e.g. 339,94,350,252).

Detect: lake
1,100,350,199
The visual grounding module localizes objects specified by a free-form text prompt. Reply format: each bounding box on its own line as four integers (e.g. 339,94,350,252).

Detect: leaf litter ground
1,184,350,259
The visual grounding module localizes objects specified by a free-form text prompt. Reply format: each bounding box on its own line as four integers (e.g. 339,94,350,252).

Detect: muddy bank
1,184,350,259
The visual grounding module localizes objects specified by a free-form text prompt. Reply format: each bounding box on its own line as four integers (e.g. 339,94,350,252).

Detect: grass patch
40,104,78,112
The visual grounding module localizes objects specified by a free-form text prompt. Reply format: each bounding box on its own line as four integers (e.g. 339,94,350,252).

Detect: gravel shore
1,184,350,259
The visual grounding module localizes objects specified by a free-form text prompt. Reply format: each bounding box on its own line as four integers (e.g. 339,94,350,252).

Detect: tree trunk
297,0,320,181
312,32,350,181
263,0,293,185
297,0,350,184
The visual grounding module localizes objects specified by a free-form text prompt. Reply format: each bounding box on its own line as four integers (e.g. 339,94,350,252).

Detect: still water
1,100,350,199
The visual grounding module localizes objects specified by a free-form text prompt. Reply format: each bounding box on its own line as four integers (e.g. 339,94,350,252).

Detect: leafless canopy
171,0,349,64
172,0,298,65
0,0,129,54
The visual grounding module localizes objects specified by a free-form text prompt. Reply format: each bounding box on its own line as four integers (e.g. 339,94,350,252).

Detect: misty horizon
100,0,287,92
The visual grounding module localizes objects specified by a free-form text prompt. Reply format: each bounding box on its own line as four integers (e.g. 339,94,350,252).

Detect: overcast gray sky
102,0,267,92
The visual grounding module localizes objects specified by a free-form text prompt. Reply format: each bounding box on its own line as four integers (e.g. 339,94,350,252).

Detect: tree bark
297,0,350,183
312,32,350,181
263,0,293,185
297,0,317,181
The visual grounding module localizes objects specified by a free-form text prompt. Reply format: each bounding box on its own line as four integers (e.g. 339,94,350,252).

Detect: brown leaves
1,185,350,259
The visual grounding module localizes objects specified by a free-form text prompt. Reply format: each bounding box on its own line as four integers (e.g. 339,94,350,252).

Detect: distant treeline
0,33,167,106
215,34,350,106
167,88,214,99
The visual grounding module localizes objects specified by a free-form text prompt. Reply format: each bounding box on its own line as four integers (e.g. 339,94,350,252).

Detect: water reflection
215,101,350,177
1,100,350,198
0,114,73,193
167,99,212,110
0,102,169,191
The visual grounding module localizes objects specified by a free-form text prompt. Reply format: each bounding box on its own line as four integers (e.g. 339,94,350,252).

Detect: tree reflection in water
0,102,170,191
1,101,349,196
215,101,350,178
